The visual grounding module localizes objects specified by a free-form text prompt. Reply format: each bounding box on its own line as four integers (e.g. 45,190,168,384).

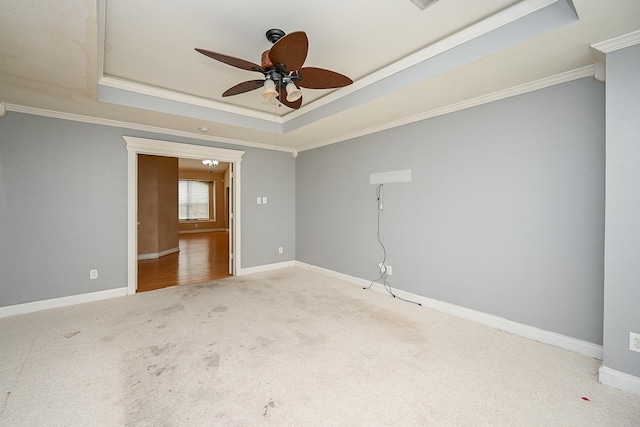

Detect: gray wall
0,115,128,305
297,77,605,344
240,147,296,265
603,44,640,376
0,113,295,307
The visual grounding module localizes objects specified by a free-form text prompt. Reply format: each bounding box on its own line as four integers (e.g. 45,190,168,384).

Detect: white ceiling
1,0,639,152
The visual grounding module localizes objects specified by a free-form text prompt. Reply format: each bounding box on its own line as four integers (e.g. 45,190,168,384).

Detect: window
179,180,209,220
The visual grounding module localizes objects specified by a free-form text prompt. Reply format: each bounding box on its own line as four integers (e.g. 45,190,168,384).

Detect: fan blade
277,86,303,109
298,67,353,89
222,80,264,97
268,31,308,72
195,48,263,72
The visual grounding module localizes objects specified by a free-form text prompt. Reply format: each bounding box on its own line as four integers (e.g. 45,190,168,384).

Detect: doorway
136,156,231,292
124,136,245,295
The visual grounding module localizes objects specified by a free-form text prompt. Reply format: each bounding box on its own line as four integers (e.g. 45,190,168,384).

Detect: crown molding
5,64,592,156
5,104,295,154
594,62,606,83
590,30,640,83
284,0,560,123
99,76,283,123
591,30,640,54
298,64,595,152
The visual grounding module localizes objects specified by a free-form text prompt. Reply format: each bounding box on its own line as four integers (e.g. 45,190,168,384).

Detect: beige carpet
1,267,639,426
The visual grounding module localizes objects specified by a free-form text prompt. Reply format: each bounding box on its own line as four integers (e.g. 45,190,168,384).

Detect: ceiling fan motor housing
261,50,273,69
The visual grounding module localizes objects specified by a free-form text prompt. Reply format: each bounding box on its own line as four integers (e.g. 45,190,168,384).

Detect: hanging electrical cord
364,184,421,306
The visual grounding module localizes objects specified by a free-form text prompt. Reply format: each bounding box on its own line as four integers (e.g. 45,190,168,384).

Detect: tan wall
138,155,159,255
158,157,179,251
137,155,179,256
178,169,228,233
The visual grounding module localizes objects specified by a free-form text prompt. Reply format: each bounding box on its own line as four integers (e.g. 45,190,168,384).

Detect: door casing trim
124,136,244,294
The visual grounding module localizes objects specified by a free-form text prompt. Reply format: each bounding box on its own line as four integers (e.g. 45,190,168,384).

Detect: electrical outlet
378,263,392,276
90,269,98,280
278,247,283,254
630,332,640,353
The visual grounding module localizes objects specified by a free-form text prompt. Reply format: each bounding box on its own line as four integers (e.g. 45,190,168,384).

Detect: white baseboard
296,261,371,287
0,287,128,319
238,260,296,276
0,261,605,363
137,246,180,260
599,365,640,396
295,261,603,360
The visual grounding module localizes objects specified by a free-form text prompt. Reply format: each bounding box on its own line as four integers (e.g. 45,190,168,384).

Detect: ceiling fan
195,29,353,110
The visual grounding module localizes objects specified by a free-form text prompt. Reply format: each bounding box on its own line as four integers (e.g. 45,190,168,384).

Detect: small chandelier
202,159,219,172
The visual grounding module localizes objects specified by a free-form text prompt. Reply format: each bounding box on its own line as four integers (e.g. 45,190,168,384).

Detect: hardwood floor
137,231,231,292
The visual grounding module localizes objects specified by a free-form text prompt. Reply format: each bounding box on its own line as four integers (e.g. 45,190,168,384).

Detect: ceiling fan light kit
195,28,353,109
285,82,302,102
262,78,278,98
261,78,278,105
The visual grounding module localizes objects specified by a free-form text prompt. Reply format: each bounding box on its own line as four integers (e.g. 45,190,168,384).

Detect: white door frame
124,136,244,295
